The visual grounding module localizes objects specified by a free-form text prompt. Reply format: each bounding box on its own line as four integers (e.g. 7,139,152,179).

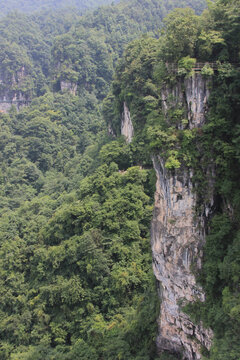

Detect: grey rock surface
121,102,134,143
152,74,213,359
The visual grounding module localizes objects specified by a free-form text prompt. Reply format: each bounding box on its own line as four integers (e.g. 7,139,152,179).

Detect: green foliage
179,4,240,357
105,1,240,360
159,353,179,360
0,12,163,352
0,0,114,16
99,138,132,169
160,7,200,61
0,0,204,104
201,63,214,77
197,29,225,60
177,56,196,77
0,154,158,358
165,152,181,169
1,0,239,359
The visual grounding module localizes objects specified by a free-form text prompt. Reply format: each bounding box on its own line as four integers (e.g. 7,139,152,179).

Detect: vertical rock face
60,81,78,95
184,75,210,129
161,74,210,130
121,102,134,143
152,74,213,359
0,66,31,112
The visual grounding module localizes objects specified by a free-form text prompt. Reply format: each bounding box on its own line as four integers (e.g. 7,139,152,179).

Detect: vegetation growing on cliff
0,0,239,359
105,0,240,358
0,0,206,359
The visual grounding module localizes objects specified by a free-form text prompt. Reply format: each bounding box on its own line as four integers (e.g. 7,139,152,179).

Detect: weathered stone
161,73,211,130
0,66,31,112
152,74,213,359
60,81,78,95
184,74,210,129
121,102,134,143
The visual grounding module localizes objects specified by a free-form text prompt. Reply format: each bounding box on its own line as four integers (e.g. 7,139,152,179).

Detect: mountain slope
0,0,116,16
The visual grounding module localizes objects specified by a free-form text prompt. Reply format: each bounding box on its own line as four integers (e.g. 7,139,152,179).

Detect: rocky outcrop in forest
151,74,213,359
121,102,134,143
0,66,31,112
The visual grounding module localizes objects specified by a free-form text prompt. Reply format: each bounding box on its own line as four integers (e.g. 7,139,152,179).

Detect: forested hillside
0,0,116,16
105,0,240,358
0,0,206,105
0,0,206,17
0,0,239,359
0,0,205,359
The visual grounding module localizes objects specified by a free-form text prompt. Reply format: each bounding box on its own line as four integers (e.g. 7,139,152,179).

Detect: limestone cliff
161,74,210,129
121,102,134,143
60,80,78,95
152,73,213,359
0,66,31,112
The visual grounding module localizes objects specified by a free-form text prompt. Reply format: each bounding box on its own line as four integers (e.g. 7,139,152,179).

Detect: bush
201,64,214,77
178,56,196,77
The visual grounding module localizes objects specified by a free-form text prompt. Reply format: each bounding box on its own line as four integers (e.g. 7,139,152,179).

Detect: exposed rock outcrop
184,75,210,129
60,80,78,95
108,124,116,137
161,74,210,130
0,66,31,112
121,102,134,143
152,74,213,359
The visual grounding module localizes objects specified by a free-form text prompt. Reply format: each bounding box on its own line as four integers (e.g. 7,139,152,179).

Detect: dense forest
0,0,239,359
0,0,116,16
105,0,240,358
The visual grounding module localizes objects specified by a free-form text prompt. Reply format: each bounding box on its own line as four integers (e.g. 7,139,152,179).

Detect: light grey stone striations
152,73,213,359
